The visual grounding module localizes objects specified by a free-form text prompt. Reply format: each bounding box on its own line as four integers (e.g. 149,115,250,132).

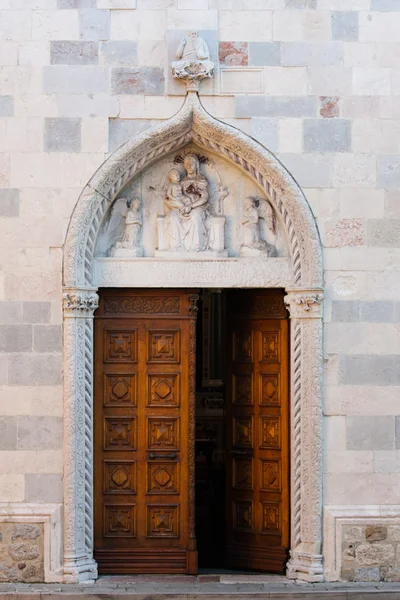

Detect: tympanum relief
95,147,288,261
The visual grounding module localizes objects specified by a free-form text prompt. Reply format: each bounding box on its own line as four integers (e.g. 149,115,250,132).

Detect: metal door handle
231,449,251,457
148,452,177,460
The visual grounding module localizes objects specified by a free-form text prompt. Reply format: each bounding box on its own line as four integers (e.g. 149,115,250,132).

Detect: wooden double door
94,288,289,574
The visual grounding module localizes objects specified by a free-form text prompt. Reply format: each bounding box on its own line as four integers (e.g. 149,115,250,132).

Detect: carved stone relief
110,198,143,257
171,31,214,91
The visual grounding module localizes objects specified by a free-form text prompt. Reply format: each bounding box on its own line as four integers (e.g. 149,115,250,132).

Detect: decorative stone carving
284,289,323,319
63,290,99,317
110,198,143,257
240,196,276,257
172,31,214,91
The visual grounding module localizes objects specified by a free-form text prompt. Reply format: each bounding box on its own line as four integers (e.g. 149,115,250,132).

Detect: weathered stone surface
80,8,110,41
304,119,351,152
356,543,395,566
388,527,400,542
355,567,381,582
22,302,51,324
0,418,17,451
282,42,343,66
325,219,365,247
219,41,248,66
367,220,400,248
0,325,32,353
50,41,98,65
0,95,13,117
44,118,81,153
235,95,316,117
251,118,279,152
371,0,400,9
248,42,281,66
100,41,138,66
0,189,20,217
11,525,40,541
9,544,40,562
360,301,396,323
111,67,164,95
108,118,153,152
43,66,109,94
17,416,63,451
366,526,388,542
25,474,63,503
286,0,317,6
33,325,62,353
332,12,359,41
319,96,340,118
331,301,360,322
347,416,395,451
0,523,44,583
341,355,400,386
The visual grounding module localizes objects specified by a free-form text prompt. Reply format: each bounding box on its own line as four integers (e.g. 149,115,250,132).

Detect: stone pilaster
284,288,324,583
63,288,99,583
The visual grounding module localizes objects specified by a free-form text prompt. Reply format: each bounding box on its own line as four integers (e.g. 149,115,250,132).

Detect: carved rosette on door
94,289,199,574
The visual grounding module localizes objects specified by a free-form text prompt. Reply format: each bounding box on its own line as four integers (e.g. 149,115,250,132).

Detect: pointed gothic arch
62,91,324,583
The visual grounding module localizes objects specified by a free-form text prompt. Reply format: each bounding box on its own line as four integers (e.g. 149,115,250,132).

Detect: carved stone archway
62,91,324,583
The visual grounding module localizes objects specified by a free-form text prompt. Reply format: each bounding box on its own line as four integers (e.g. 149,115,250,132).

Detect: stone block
360,301,395,322
22,302,51,324
367,220,400,248
108,119,153,152
98,0,136,7
167,9,218,30
111,67,164,95
44,117,81,153
325,415,346,450
266,66,307,95
332,12,359,42
251,118,279,152
396,416,400,449
100,41,138,66
385,191,400,219
33,325,61,353
355,568,381,582
0,41,18,66
340,355,400,386
304,118,351,152
82,116,108,153
0,475,24,502
12,525,40,541
0,189,20,217
285,0,316,6
331,301,360,322
221,69,264,94
0,418,17,450
374,451,400,473
0,96,13,117
0,302,21,324
32,9,79,41
377,156,400,190
388,527,400,542
279,118,302,152
342,96,380,118
0,325,32,353
344,526,363,543
371,0,400,10
333,154,376,187
347,416,395,450
356,543,395,566
25,474,63,503
219,42,248,66
0,10,31,42
220,10,272,41
43,66,109,95
274,10,331,42
325,219,365,248
0,355,6,385
50,41,98,65
366,526,387,542
282,42,343,66
80,9,110,41
58,0,96,6
235,95,316,118
308,66,352,96
248,42,281,66
279,153,332,187
360,12,400,43
138,40,166,68
17,416,63,451
8,354,62,386
353,67,391,96
57,93,119,117
340,188,384,219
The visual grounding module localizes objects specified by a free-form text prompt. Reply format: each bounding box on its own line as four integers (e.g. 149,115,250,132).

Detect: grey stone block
355,568,381,582
23,302,51,324
331,301,360,322
340,355,400,386
367,220,400,248
108,119,153,153
235,95,317,118
332,12,359,42
111,67,164,95
44,117,81,152
371,0,400,9
0,95,13,117
377,156,400,190
0,417,17,450
58,0,95,6
285,0,316,6
347,416,395,451
0,355,6,385
278,153,332,187
281,42,343,66
18,417,63,451
25,474,63,503
80,9,110,41
100,41,138,66
248,42,281,67
8,354,62,386
50,41,98,65
0,325,32,353
33,325,62,353
360,301,395,323
385,191,400,218
396,417,400,449
0,189,20,217
251,118,279,152
43,66,109,95
303,119,351,152
0,301,22,324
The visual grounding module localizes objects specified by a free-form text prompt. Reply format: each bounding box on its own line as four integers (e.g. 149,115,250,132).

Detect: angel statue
110,198,143,257
240,196,276,257
171,31,214,88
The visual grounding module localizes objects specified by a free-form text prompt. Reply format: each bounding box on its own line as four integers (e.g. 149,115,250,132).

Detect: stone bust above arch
62,90,324,583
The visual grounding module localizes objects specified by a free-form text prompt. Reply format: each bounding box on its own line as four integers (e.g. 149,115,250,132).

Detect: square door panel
104,374,137,407
148,374,179,407
233,458,253,490
232,374,253,405
147,505,179,538
148,330,180,363
148,418,179,450
104,504,136,537
260,374,280,406
260,416,280,450
233,416,253,448
234,500,253,531
104,460,136,494
104,330,137,363
104,417,136,451
233,331,253,363
260,331,279,362
148,462,179,494
261,501,281,535
260,459,281,492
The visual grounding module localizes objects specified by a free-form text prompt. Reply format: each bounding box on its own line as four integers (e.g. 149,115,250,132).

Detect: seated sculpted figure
172,31,214,83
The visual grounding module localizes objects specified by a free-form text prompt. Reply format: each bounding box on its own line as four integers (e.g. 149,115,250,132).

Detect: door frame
61,90,324,584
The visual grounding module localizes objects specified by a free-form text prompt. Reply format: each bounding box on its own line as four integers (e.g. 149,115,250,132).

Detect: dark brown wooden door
226,290,290,573
94,289,198,574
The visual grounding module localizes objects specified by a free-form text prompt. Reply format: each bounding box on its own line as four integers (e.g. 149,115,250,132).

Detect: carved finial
171,30,214,92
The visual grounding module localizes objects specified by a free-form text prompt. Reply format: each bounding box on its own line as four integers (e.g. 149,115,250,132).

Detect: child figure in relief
165,168,191,214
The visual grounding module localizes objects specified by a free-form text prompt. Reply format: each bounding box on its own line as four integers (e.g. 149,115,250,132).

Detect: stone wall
0,0,400,583
0,524,44,583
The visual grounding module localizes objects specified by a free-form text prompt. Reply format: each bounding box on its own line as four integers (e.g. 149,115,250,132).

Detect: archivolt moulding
62,90,324,583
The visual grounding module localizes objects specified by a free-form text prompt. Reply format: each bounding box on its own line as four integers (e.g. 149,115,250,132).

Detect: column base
63,555,98,583
287,548,324,583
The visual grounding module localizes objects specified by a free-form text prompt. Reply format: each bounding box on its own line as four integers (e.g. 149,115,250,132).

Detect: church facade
0,0,400,585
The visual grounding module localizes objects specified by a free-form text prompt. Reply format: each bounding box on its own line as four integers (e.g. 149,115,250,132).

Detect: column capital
284,288,323,319
63,288,99,318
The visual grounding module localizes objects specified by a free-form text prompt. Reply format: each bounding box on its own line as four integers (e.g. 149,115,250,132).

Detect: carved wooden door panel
94,289,198,574
226,290,290,573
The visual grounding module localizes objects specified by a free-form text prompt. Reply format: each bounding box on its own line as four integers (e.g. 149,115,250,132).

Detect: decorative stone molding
63,289,99,317
284,288,323,319
0,503,63,582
